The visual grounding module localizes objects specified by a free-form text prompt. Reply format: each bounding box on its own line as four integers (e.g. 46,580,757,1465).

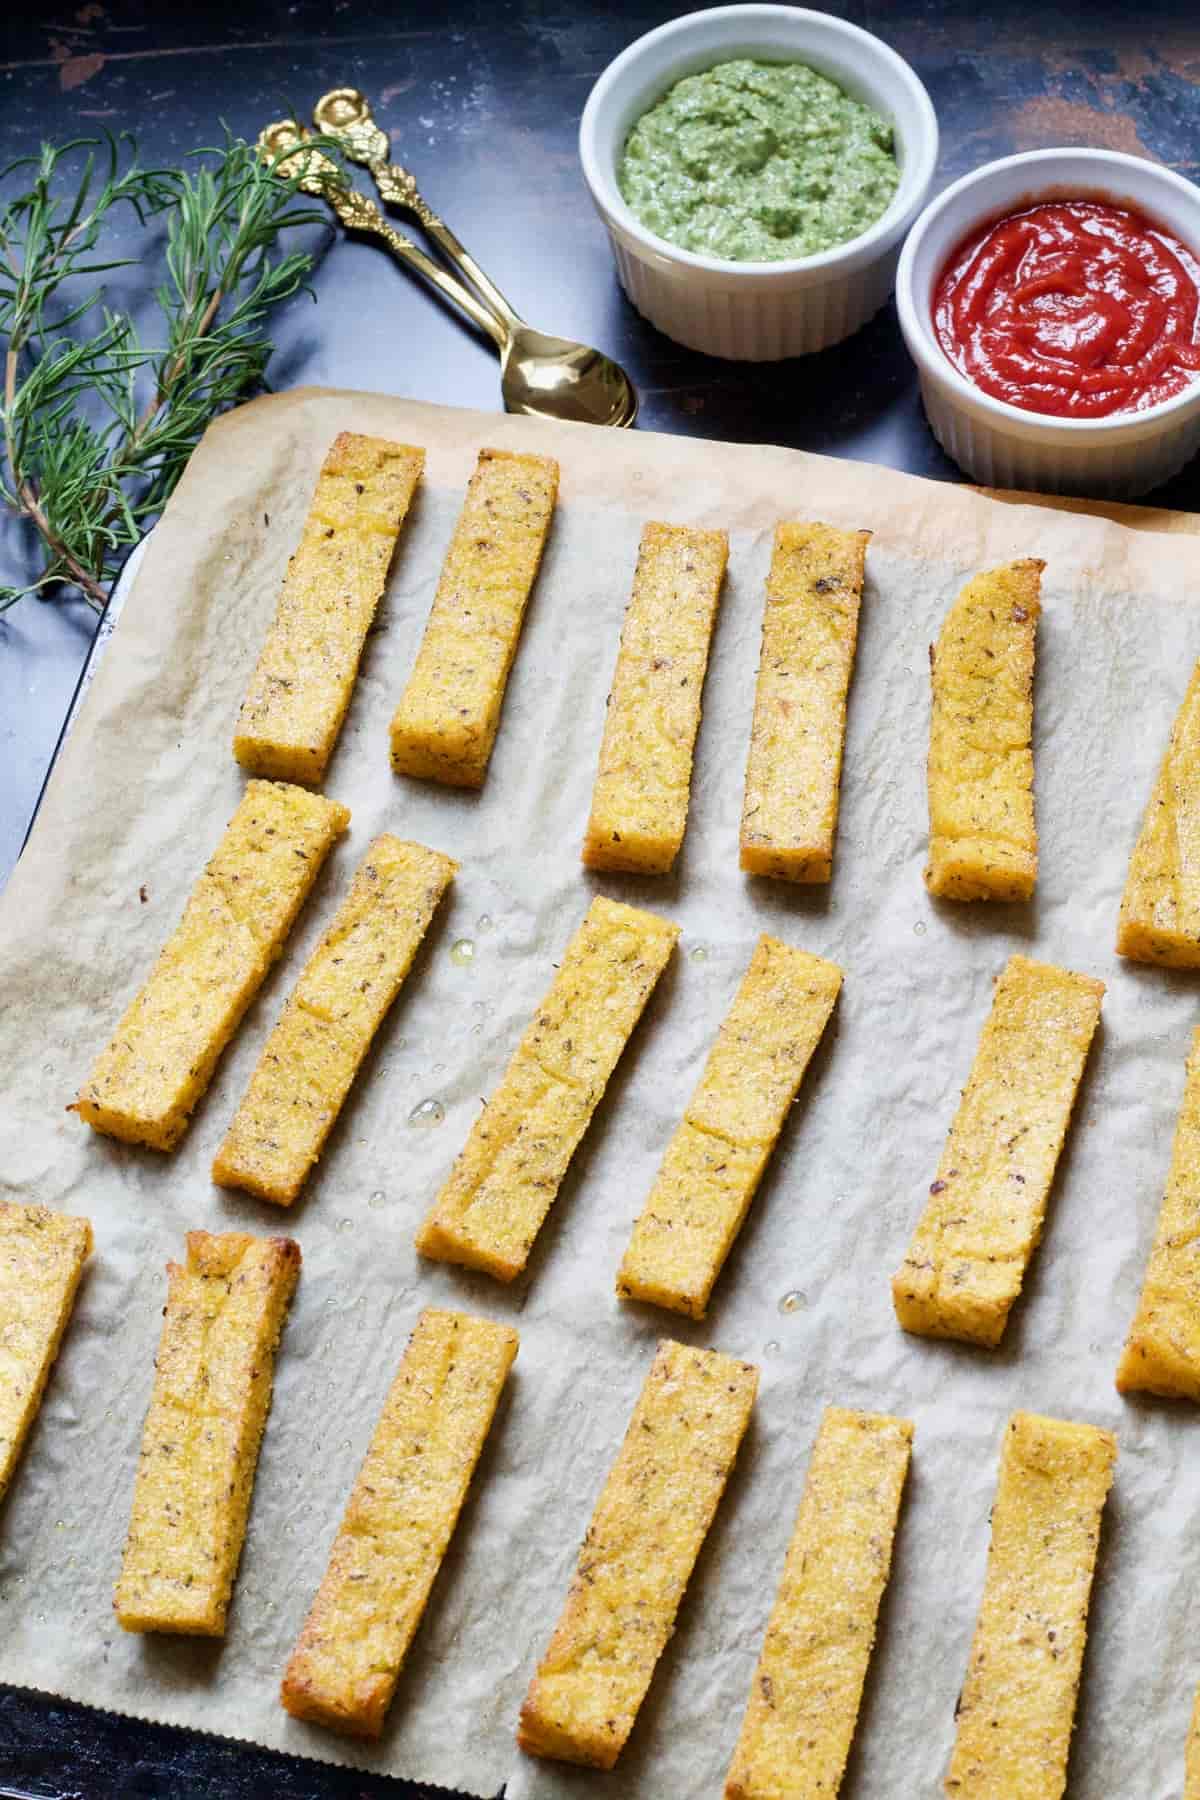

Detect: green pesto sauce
618,58,900,262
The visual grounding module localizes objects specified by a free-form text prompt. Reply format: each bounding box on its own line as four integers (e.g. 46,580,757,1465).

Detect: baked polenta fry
281,1308,517,1739
1185,1683,1200,1798
925,558,1042,902
946,1411,1116,1799
0,1201,92,1500
740,521,870,883
213,835,456,1204
1117,657,1200,966
417,896,678,1282
114,1231,300,1636
518,1339,757,1770
725,1407,912,1800
1117,1025,1200,1399
390,447,558,786
73,780,349,1151
234,432,424,785
618,935,842,1318
582,521,728,874
893,955,1102,1348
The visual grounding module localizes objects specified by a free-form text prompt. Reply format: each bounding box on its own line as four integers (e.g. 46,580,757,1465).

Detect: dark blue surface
1,1,1198,1793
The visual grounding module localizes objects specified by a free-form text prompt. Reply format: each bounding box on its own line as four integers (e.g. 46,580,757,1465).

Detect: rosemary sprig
0,131,329,615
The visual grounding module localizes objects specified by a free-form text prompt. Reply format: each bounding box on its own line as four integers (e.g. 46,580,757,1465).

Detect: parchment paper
3,388,1200,1800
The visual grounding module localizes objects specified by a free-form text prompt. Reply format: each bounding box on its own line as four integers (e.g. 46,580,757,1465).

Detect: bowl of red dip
896,149,1200,497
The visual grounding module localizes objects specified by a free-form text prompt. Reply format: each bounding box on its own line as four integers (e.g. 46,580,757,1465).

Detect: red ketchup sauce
932,198,1200,418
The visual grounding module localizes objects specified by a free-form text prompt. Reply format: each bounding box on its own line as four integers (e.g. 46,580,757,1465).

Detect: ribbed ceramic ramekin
579,5,938,361
896,148,1200,498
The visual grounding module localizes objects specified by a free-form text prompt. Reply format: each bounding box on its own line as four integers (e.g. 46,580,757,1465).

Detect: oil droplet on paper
778,1290,806,1314
410,1097,445,1128
914,920,927,936
476,913,494,934
763,1339,781,1356
690,944,709,963
450,937,475,967
369,1190,385,1211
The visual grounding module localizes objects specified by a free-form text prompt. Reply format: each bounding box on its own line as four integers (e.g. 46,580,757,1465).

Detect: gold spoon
311,86,638,429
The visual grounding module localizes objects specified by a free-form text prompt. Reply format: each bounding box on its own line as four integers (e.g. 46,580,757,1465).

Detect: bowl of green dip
580,5,938,360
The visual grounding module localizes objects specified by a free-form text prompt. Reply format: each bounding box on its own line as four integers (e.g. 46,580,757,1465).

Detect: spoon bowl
501,327,638,426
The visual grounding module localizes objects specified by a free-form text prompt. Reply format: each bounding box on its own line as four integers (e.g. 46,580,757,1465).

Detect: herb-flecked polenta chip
114,1230,300,1636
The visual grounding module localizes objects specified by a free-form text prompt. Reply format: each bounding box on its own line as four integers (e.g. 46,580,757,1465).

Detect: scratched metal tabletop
1,1,1198,1794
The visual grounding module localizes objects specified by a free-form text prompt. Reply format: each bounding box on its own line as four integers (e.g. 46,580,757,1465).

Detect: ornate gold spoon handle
312,87,521,331
257,120,506,349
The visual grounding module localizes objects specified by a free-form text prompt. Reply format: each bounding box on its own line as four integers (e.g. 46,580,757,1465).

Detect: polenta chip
582,521,728,874
925,558,1042,902
724,1407,912,1800
518,1339,757,1770
114,1230,300,1636
0,1202,92,1500
234,432,424,784
74,781,349,1151
416,896,678,1282
893,955,1102,1348
617,936,841,1318
390,448,558,786
281,1308,517,1739
1117,1026,1200,1399
213,836,456,1204
946,1411,1116,1799
740,521,870,883
1117,657,1200,966
1185,1684,1200,1799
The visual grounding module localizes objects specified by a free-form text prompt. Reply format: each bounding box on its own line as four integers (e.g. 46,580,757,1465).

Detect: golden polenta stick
0,1202,92,1500
281,1308,517,1739
213,835,456,1204
925,558,1043,902
234,432,424,785
390,447,558,787
1116,1025,1200,1399
1185,1685,1200,1799
582,521,728,874
739,522,870,883
724,1407,912,1800
946,1411,1116,1799
114,1230,300,1635
617,936,842,1319
73,781,349,1151
893,955,1103,1349
1117,657,1200,966
518,1339,757,1770
417,895,678,1282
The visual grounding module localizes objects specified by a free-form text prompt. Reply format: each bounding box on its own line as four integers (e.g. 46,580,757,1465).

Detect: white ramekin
579,5,938,361
896,148,1200,498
